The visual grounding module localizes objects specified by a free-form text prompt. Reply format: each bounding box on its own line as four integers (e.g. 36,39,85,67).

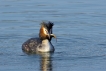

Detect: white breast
37,39,54,52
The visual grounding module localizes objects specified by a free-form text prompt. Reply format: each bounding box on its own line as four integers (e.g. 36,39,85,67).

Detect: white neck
37,39,54,52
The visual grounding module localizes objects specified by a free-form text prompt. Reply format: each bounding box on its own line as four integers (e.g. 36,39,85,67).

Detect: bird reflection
39,52,53,71
23,51,53,71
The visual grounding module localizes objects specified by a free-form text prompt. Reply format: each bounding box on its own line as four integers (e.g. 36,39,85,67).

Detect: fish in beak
50,34,57,42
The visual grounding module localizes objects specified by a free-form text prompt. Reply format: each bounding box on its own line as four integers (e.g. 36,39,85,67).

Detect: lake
0,0,106,71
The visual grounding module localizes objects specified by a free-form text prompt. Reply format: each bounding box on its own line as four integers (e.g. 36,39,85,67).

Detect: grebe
22,21,56,53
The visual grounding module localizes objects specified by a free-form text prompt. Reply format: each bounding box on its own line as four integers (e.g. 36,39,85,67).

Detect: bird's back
22,38,42,53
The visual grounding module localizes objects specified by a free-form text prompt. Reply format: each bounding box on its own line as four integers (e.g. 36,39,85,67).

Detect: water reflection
23,51,53,71
39,52,53,71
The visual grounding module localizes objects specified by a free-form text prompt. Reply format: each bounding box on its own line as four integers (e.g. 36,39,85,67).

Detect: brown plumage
39,25,49,40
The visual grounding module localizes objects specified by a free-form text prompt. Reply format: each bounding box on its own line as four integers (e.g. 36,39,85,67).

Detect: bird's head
39,22,56,41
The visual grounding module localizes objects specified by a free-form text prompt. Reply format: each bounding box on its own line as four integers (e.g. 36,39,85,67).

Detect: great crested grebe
22,21,56,53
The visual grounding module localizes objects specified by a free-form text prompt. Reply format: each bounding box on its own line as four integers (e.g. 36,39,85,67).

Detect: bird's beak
50,34,57,42
47,34,50,39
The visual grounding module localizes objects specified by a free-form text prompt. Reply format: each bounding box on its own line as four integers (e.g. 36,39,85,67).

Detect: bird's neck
37,39,54,52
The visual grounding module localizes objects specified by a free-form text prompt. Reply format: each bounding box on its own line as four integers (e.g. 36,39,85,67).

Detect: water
0,0,106,71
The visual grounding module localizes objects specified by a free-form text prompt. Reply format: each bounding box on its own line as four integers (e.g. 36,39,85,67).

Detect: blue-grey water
0,0,106,71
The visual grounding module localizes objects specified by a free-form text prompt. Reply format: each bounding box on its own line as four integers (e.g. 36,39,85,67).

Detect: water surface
0,0,106,71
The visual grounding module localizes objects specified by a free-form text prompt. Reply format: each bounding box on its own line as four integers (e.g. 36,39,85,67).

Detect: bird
22,21,56,53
